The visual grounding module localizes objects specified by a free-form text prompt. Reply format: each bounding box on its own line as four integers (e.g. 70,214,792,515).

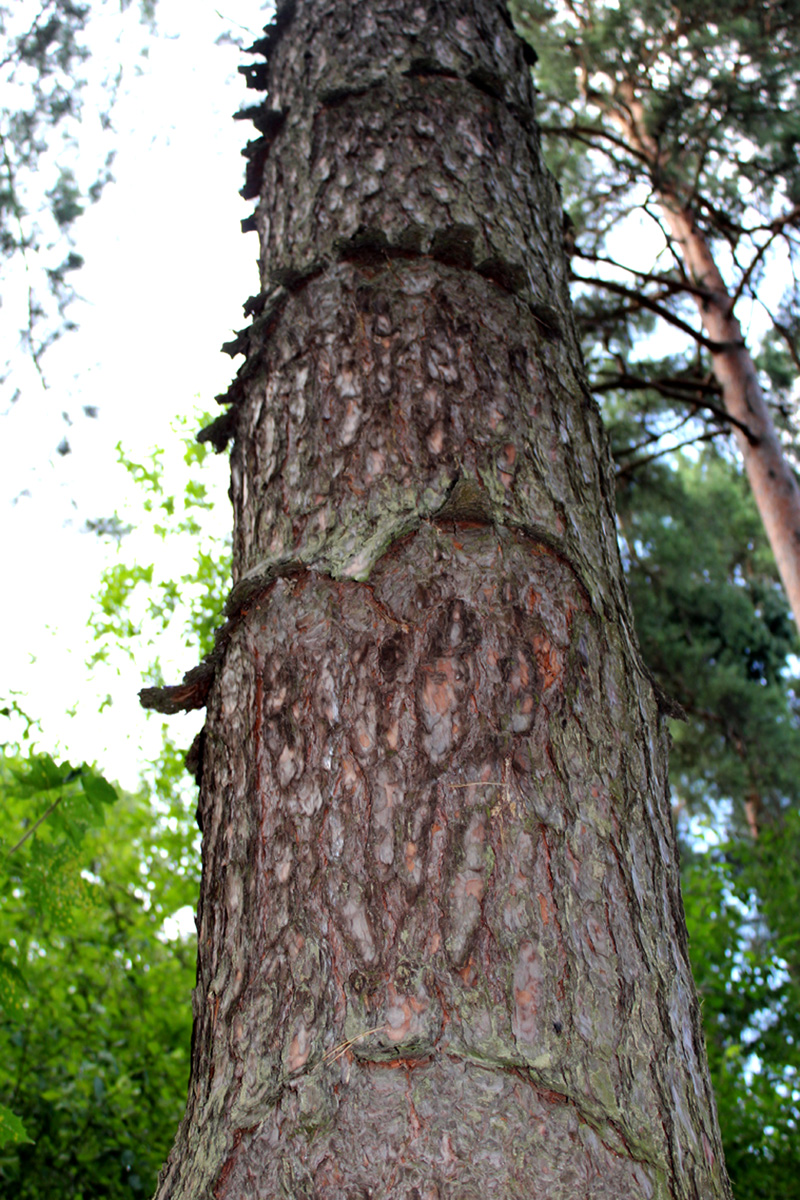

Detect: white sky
1,1,270,790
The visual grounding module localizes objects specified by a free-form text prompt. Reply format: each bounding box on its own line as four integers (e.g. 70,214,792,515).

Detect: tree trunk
609,84,800,634
150,2,732,1195
660,196,800,633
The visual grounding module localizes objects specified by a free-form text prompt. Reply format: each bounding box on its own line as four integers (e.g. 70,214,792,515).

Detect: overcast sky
2,1,269,788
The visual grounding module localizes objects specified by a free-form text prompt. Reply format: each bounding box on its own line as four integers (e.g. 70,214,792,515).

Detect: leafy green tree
0,746,198,1198
87,413,231,687
683,833,800,1200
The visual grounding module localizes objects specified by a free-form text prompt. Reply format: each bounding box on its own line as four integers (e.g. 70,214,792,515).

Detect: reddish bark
148,3,732,1196
661,197,800,631
609,83,800,631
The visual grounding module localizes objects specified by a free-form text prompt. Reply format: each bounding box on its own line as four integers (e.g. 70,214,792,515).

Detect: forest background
1,1,799,1197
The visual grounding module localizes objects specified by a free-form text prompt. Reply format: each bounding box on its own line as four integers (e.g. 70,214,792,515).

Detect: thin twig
318,1026,387,1068
615,430,720,479
8,792,65,855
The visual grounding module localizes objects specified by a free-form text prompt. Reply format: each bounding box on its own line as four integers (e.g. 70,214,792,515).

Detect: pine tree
514,0,800,630
143,2,731,1194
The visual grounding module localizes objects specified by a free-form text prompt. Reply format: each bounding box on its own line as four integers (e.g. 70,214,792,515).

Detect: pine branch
539,120,651,167
570,270,739,353
615,430,721,479
592,370,756,439
573,249,714,302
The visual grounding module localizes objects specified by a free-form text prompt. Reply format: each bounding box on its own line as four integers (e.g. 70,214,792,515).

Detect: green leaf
0,1104,32,1147
0,956,27,1020
9,753,65,794
80,772,118,810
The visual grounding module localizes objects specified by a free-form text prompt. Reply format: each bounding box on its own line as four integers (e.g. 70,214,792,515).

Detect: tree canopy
513,0,800,624
513,0,800,388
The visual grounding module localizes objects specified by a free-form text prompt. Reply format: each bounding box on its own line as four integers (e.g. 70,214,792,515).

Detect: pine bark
152,2,732,1196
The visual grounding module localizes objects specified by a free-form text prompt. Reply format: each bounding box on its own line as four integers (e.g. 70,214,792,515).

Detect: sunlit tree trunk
147,2,732,1195
612,83,800,637
661,197,800,635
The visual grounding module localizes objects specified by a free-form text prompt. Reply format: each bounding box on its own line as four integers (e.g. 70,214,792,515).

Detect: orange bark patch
341,757,358,788
457,957,479,985
288,1027,311,1073
532,633,562,690
386,1001,413,1042
464,877,484,901
538,892,550,926
420,660,457,716
506,647,530,693
427,421,445,455
512,941,542,1043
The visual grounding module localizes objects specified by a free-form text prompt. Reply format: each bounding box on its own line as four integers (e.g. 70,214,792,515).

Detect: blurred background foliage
0,418,228,1197
0,748,196,1198
2,1,800,1197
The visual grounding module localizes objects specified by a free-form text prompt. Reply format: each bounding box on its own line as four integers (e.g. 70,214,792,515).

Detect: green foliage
0,745,197,1196
89,412,231,681
684,833,800,1199
1,753,119,937
618,444,800,830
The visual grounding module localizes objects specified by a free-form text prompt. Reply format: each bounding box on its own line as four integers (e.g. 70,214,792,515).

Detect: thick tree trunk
151,2,731,1196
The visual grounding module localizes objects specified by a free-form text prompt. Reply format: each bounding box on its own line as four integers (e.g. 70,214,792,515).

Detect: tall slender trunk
147,2,731,1195
613,85,800,632
660,197,800,631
